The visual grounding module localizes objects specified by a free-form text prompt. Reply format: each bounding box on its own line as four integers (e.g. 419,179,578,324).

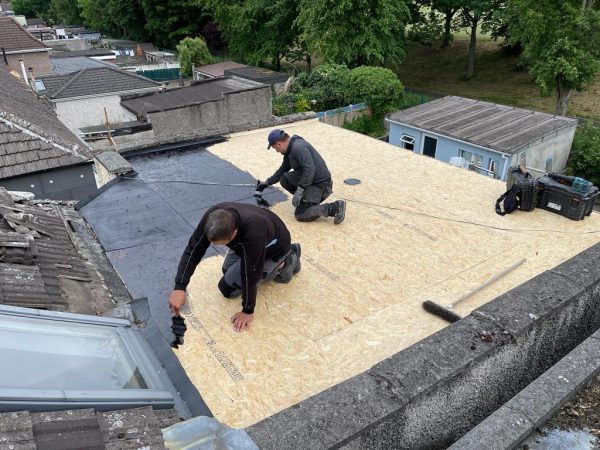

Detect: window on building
400,135,415,151
545,158,553,173
0,305,174,410
459,149,483,170
488,159,498,178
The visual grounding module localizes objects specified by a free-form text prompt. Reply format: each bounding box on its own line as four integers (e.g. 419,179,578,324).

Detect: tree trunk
275,53,281,72
467,17,479,78
306,54,312,74
442,9,454,48
555,76,572,116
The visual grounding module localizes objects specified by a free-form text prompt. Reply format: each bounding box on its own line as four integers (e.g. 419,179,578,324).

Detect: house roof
0,16,47,52
0,67,91,177
0,194,128,312
76,120,600,429
50,48,115,59
39,66,159,99
121,76,266,115
387,96,579,154
194,61,249,78
50,56,108,75
0,406,180,449
25,17,44,27
224,66,288,84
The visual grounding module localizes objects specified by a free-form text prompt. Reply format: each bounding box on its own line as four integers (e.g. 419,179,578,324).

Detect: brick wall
7,51,51,77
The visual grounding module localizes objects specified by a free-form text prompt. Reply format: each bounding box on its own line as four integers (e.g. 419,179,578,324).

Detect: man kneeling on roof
257,129,346,224
168,202,301,332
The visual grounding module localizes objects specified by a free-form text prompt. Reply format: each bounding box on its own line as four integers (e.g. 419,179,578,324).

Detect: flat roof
78,121,600,429
121,77,267,115
387,96,578,154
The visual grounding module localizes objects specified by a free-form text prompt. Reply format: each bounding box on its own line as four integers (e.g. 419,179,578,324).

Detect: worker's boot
274,252,298,283
329,200,346,224
291,243,301,274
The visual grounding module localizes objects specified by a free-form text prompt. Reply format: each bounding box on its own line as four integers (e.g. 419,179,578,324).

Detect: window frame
400,134,415,151
0,304,175,412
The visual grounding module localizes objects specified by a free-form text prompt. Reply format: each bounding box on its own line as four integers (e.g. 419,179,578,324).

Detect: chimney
19,59,28,85
1,47,7,65
27,67,36,90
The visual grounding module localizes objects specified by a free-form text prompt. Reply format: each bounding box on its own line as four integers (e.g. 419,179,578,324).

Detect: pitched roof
194,61,249,78
50,56,108,75
39,66,159,99
0,67,91,174
121,77,266,115
0,406,180,448
0,16,47,52
387,96,579,154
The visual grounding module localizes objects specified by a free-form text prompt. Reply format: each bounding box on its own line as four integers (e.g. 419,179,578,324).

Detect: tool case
506,166,537,211
536,173,598,221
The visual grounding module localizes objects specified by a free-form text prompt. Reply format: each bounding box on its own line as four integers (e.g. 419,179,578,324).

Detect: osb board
175,120,600,428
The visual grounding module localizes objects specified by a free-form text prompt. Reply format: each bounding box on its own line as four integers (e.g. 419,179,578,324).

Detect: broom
423,258,527,323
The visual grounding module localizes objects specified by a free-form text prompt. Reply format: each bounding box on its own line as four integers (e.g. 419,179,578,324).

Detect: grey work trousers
280,171,333,222
218,250,287,298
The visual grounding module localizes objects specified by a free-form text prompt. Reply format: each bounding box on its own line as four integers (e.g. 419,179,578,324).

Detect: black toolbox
536,174,599,221
506,166,537,211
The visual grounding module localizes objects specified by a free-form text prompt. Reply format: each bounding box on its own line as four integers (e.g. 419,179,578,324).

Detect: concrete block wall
247,243,600,449
7,51,51,77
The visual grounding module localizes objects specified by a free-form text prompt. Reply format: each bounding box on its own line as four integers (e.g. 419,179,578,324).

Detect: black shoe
333,200,346,224
274,252,297,284
291,243,301,274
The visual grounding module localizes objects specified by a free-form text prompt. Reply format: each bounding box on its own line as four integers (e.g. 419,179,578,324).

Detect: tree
49,0,83,25
296,0,410,68
458,0,503,78
176,37,214,76
345,66,404,115
141,0,209,47
431,0,462,48
201,0,298,70
508,0,600,116
12,0,50,19
567,123,600,186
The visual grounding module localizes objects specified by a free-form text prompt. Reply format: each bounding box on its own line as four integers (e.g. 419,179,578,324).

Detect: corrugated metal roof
387,96,579,154
0,16,47,52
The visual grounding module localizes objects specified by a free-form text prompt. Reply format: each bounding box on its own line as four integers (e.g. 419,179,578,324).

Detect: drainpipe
19,58,28,85
1,47,7,65
500,154,510,181
27,67,36,90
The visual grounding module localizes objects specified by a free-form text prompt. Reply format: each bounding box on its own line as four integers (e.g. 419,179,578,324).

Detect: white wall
54,95,138,132
510,127,577,175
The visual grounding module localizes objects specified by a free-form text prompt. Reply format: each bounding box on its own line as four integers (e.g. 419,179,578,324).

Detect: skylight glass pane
0,315,147,390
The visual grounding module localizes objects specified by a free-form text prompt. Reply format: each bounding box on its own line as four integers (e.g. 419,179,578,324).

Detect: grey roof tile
388,96,578,154
40,66,159,99
0,16,47,52
50,56,108,75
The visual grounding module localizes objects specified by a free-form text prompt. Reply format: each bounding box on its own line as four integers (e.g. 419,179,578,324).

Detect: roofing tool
423,258,527,323
171,315,187,349
254,180,271,208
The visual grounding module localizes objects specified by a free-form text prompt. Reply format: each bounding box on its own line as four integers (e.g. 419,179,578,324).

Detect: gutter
4,48,50,54
47,87,159,102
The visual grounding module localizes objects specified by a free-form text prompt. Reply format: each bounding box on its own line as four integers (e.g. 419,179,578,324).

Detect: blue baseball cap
267,129,285,149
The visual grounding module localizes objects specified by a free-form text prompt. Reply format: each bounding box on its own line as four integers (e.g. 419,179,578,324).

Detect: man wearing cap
257,129,346,224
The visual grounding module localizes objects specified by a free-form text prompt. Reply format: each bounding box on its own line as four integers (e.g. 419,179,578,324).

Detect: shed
386,96,578,180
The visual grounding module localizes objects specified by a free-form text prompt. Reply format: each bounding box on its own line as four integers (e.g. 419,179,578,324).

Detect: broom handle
449,258,527,308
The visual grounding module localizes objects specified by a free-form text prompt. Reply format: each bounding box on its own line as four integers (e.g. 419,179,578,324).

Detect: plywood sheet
176,121,600,428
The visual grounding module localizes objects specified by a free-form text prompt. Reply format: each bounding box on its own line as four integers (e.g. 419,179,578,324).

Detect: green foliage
80,0,147,41
297,0,410,67
176,37,214,76
342,114,386,137
292,64,351,107
272,93,297,116
509,0,600,112
201,0,298,70
345,66,404,115
294,95,311,113
396,91,432,110
12,0,49,19
140,0,209,47
567,123,600,187
49,0,82,25
407,9,445,45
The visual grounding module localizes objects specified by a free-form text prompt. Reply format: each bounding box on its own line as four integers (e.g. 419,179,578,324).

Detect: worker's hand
292,187,305,207
256,180,269,192
231,311,254,332
168,290,187,315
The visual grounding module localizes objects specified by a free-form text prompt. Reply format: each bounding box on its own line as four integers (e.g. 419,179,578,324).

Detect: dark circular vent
344,178,361,185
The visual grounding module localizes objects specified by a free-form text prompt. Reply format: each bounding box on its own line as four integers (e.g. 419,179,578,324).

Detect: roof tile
0,17,47,52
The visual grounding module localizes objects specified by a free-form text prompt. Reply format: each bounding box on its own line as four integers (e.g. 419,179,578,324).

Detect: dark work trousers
280,172,333,222
218,250,287,298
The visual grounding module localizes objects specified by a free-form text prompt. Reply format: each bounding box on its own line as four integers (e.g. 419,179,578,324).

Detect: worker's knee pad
218,277,241,298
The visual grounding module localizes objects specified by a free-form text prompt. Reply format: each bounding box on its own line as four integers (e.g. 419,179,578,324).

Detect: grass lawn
394,34,600,121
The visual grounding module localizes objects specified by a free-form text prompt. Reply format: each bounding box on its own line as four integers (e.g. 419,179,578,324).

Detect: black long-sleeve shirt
174,202,291,314
266,135,332,188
